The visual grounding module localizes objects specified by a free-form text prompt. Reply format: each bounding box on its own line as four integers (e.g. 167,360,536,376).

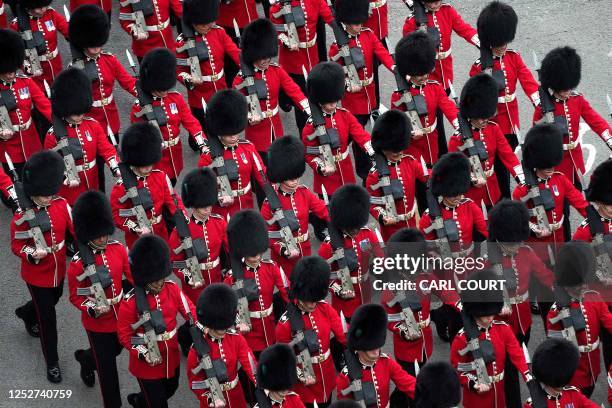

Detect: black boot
47,364,62,383
127,393,143,408
74,349,96,387
15,305,39,337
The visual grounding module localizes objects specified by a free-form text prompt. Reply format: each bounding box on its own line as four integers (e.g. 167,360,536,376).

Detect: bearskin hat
206,89,248,136
330,184,371,231
477,1,518,48
461,269,504,317
267,135,306,183
385,229,428,282
240,18,278,65
532,338,580,388
69,5,110,49
555,240,596,287
522,124,563,170
348,304,388,351
72,190,115,243
19,0,53,10
335,0,369,24
139,48,177,92
0,29,25,74
183,0,220,26
196,283,238,330
371,110,412,152
181,167,218,208
415,361,461,408
395,32,436,77
290,256,330,302
307,62,345,105
540,46,581,92
488,199,530,243
23,150,64,197
51,68,93,117
227,210,269,258
257,344,298,391
430,152,470,197
460,73,499,119
129,235,172,286
120,122,162,166
585,159,612,205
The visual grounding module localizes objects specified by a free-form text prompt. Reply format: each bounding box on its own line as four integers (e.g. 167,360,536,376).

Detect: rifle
0,89,17,133
272,0,305,50
386,290,422,339
235,55,265,121
16,6,45,77
70,44,99,82
340,350,377,406
522,343,548,408
457,115,488,185
520,162,555,233
206,134,236,200
50,115,82,187
479,46,505,91
176,20,207,85
117,163,153,232
330,22,365,91
327,222,357,299
423,188,459,258
287,303,318,384
412,1,440,48
586,205,611,282
118,0,154,40
230,254,259,331
130,286,164,365
369,153,402,223
304,99,340,173
457,311,494,385
487,241,517,311
134,80,167,131
392,56,427,134
548,286,583,346
75,241,113,315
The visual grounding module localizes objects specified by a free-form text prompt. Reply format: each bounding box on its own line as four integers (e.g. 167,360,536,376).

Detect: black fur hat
460,73,499,119
227,209,269,258
330,184,370,231
23,150,64,197
139,48,177,92
69,5,110,49
477,1,518,48
461,269,504,317
488,199,530,243
120,122,163,166
555,241,596,287
257,344,298,391
183,0,220,25
129,235,172,286
206,89,248,136
522,124,563,170
532,338,580,388
585,159,612,205
371,110,412,152
348,304,388,351
386,228,428,278
335,0,369,24
415,361,461,408
240,18,278,65
395,32,436,77
51,68,93,117
19,0,53,10
73,190,115,243
181,167,218,208
0,29,25,74
540,46,581,92
290,256,330,301
307,62,346,105
196,283,238,330
430,152,470,197
266,135,306,183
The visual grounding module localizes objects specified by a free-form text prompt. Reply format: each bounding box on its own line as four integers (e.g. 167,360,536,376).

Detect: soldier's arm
450,333,472,387
502,323,530,379
273,263,290,303
336,370,351,400
449,7,478,46
111,55,138,97
526,248,555,288
29,79,52,121
221,29,241,66
579,96,612,144
402,16,415,37
561,175,588,217
325,302,347,345
67,259,94,314
365,170,385,222
371,33,395,71
418,211,435,240
52,9,70,38
318,0,335,25
116,297,141,358
301,124,322,173
493,125,521,177
260,200,283,258
308,189,330,221
94,121,119,164
236,335,257,382
177,96,203,138
278,67,308,111
571,222,592,242
110,184,134,234
437,85,459,129
470,201,489,239
513,53,540,106
186,347,208,402
596,300,612,333
389,357,416,399
347,111,373,153
121,244,134,284
170,0,183,19
10,216,36,263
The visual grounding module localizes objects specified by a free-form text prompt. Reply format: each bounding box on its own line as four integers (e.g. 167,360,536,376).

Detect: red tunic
67,241,132,333
233,64,308,152
573,214,612,241
450,321,530,408
0,75,51,164
117,280,196,379
259,392,306,408
448,121,521,206
523,386,600,408
69,0,112,13
302,107,372,195
43,117,118,205
110,168,176,248
0,0,7,28
260,185,329,277
533,93,612,184
175,26,241,109
390,80,458,166
10,196,73,288
276,301,347,404
364,0,388,40
328,27,394,115
217,0,258,29
223,259,289,352
469,50,539,135
402,4,478,89
270,0,334,75
169,213,228,304
0,165,13,199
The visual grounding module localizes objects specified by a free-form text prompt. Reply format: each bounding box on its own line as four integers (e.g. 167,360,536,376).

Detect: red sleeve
447,134,461,153
513,53,539,104
67,259,89,313
576,391,603,408
346,111,372,150
260,201,283,259
402,17,415,37
0,167,13,198
579,96,612,140
572,223,593,242
307,190,329,221
388,357,416,398
198,153,212,168
437,85,459,127
302,123,320,173
110,184,131,234
470,201,489,238
221,30,241,66
278,67,308,110
449,7,478,45
493,126,520,177
512,184,528,201
597,300,612,333
324,302,347,345
173,283,197,321
187,348,208,403
94,121,119,163
43,131,57,149
10,216,33,263
178,96,203,136
170,0,182,18
366,170,384,220
526,248,554,288
116,297,141,359
318,241,333,261
52,9,69,38
175,37,190,83
112,55,138,97
418,212,435,240
234,334,257,384
336,372,351,400
121,245,133,284
502,324,529,379
450,334,470,387
562,175,588,217
468,62,481,77
275,320,292,343
29,79,51,121
273,263,290,303
532,104,544,126
161,173,177,215
249,146,266,188
318,0,334,24
370,32,394,71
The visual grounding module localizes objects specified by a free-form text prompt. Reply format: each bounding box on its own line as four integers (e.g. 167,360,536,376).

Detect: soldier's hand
134,227,151,236
286,248,300,259
190,75,204,86
145,352,162,366
321,164,336,176
64,178,81,187
474,383,491,393
0,128,14,139
219,195,234,207
340,289,355,299
32,248,48,259
499,305,512,316
401,330,421,342
302,375,316,386
412,129,425,139
236,322,250,334
349,84,363,93
383,216,397,226
534,227,551,238
248,113,262,125
471,176,486,187
95,305,111,315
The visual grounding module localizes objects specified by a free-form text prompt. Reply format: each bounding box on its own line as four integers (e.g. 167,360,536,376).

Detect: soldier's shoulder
107,239,123,246
210,24,223,30
225,328,239,335
16,73,30,79
379,352,390,359
337,106,349,113
82,116,97,122
238,139,254,146
168,90,182,96
562,385,580,392
486,120,500,127
360,27,373,34
100,51,114,56
261,259,275,265
506,48,520,55
570,90,582,97
209,213,224,220
492,320,509,326
583,289,601,298
269,61,281,68
52,196,68,205
402,153,417,161
459,197,474,205
426,79,441,86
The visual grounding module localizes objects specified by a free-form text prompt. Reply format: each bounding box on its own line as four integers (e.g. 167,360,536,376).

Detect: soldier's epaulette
492,320,508,326
168,90,181,95
562,386,580,391
211,24,222,29
336,106,349,112
487,120,500,126
150,169,164,174
226,328,238,335
165,279,178,286
261,259,274,264
286,391,298,397
269,61,280,67
52,196,67,204
459,197,473,205
583,289,600,296
238,139,253,144
402,153,416,161
426,79,440,85
552,171,565,176
360,27,373,33
360,226,370,231
279,312,289,323
83,116,96,121
506,48,519,54
16,73,29,79
379,352,389,359
570,91,581,97
101,51,113,56
209,213,223,219
124,288,135,300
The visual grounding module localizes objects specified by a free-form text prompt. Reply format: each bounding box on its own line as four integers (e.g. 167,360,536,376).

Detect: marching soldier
132,48,203,183
364,0,388,107
448,73,523,209
336,304,416,406
187,283,257,408
0,29,52,175
117,234,196,408
574,159,612,242
255,344,306,407
414,361,461,408
43,68,120,205
69,0,111,17
365,110,427,241
217,0,257,86
276,256,347,407
110,122,177,248
261,135,329,276
11,151,73,383
234,18,309,160
68,191,131,407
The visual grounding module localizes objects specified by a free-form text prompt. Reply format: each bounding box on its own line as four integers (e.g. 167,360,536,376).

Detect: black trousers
562,179,582,243
372,38,388,110
134,367,180,408
222,27,240,89
353,114,372,183
390,357,423,407
494,133,519,199
24,282,64,365
504,328,531,408
32,108,51,145
84,331,124,408
316,18,327,64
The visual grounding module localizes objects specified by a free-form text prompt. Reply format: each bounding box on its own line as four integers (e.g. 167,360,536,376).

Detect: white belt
145,19,170,32
220,376,239,391
508,291,529,305
201,69,224,82
92,94,114,108
451,243,474,258
436,47,451,60
529,215,564,232
390,201,418,222
200,257,220,270
421,118,438,134
38,48,59,62
311,349,330,364
249,305,273,319
262,105,279,118
578,339,599,353
498,93,516,103
348,76,374,91
269,230,309,243
49,240,65,253
233,182,251,197
563,141,578,151
162,136,180,149
369,0,386,9
12,117,33,132
109,290,124,305
334,149,349,163
298,34,317,49
387,314,431,329
138,327,177,341
75,158,97,172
